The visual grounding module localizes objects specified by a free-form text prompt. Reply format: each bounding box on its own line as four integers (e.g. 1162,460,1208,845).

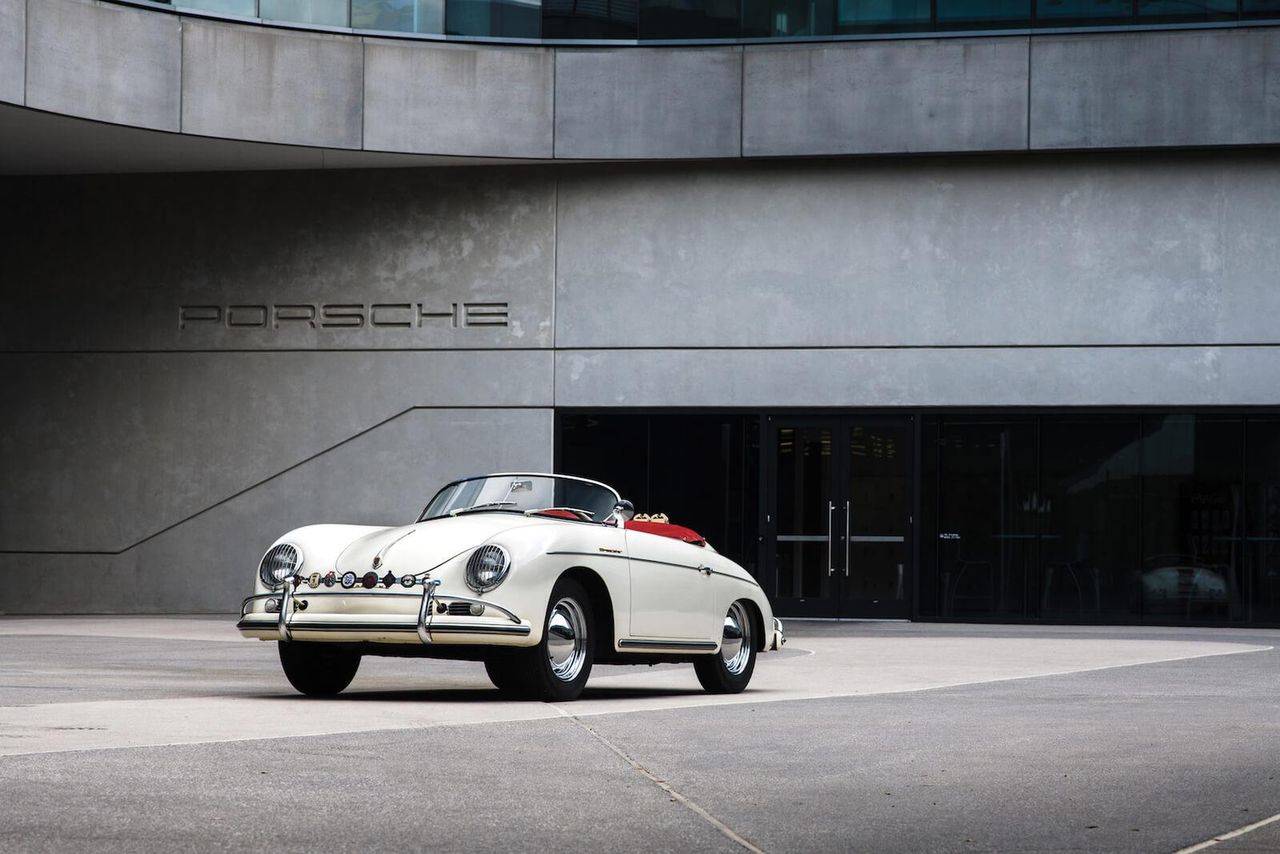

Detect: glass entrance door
765,416,914,618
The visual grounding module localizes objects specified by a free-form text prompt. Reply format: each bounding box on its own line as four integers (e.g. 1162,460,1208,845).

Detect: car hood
334,513,538,576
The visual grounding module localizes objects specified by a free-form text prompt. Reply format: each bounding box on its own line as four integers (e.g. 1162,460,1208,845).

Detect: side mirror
612,499,636,524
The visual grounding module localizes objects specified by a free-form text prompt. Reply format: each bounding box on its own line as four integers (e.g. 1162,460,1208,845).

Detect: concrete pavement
0,618,1278,852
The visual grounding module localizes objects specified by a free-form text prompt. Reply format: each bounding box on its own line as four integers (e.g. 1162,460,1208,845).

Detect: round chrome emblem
340,572,356,589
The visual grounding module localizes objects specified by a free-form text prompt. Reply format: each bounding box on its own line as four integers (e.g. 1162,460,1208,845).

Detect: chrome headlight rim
259,542,304,589
465,544,511,594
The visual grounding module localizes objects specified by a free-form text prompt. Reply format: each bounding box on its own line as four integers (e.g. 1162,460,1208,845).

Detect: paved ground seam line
563,712,765,854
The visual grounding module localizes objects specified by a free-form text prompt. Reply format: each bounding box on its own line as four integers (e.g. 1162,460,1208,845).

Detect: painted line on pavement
1173,810,1280,853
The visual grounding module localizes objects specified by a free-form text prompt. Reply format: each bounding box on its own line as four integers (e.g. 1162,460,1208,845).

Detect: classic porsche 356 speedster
238,473,784,701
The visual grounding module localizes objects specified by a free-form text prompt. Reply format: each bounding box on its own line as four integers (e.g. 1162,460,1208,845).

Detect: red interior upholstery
534,509,581,520
625,520,706,546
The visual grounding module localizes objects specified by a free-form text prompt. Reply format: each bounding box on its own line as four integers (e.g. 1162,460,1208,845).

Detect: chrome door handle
699,565,712,576
827,501,835,576
844,500,851,577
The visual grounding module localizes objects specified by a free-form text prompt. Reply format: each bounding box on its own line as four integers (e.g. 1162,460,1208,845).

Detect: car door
624,529,715,640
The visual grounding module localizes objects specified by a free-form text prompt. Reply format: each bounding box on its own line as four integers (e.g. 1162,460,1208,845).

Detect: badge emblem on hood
372,556,382,570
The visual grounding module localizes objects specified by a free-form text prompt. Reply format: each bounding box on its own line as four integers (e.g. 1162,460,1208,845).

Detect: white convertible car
238,473,784,701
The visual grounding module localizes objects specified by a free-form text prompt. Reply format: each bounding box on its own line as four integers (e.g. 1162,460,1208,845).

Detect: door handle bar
826,500,835,576
844,500,851,577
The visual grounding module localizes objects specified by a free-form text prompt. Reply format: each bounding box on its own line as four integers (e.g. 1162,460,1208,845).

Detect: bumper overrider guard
237,575,531,642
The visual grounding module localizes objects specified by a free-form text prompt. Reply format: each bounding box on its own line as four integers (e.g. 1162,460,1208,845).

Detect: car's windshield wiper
449,501,518,516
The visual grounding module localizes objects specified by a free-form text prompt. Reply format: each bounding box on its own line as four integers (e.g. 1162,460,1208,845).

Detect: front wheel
278,641,360,696
509,577,595,702
694,601,756,694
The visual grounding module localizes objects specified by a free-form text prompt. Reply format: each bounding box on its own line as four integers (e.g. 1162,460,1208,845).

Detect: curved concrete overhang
4,0,1280,169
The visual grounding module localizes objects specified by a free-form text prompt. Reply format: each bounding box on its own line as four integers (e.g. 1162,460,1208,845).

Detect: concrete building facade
4,0,1280,624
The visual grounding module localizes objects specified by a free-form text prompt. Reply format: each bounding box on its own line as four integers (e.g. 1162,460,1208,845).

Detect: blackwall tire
484,656,526,696
514,577,595,702
278,641,360,696
694,601,756,694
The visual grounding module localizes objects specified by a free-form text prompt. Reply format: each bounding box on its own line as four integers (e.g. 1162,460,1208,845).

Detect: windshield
419,474,620,522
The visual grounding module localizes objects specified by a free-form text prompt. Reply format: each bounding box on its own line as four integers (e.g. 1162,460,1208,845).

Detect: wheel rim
546,597,588,683
720,602,752,675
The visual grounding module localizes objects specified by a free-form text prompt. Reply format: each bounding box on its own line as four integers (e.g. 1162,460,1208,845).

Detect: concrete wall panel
0,351,552,553
555,346,1280,408
1030,29,1280,149
743,38,1029,156
554,154,1280,349
554,47,742,160
0,408,554,613
0,168,555,351
363,40,553,158
181,19,362,148
0,0,23,105
26,0,180,131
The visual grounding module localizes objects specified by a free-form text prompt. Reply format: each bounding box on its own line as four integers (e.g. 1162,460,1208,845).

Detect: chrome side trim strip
547,550,762,588
619,638,718,651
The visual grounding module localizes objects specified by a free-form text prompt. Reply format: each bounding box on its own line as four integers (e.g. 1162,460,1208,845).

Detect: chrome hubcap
720,602,752,675
547,597,588,682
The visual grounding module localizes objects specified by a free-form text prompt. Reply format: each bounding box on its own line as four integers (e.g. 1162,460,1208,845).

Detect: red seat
625,520,706,546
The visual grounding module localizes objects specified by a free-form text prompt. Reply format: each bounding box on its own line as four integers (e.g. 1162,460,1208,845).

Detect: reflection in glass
542,0,639,36
1035,0,1130,21
774,426,834,604
1138,0,1235,19
936,0,1029,25
260,0,349,24
1243,0,1280,15
639,0,741,37
1140,415,1243,621
1245,419,1280,624
934,419,1037,618
843,423,910,606
447,0,542,36
836,0,929,31
180,0,258,16
352,0,445,31
1039,419,1141,619
742,0,834,35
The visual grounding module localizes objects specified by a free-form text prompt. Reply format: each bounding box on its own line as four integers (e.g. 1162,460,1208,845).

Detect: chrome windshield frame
415,473,621,523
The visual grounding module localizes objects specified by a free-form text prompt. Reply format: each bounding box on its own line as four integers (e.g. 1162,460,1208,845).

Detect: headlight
259,543,303,588
466,545,510,593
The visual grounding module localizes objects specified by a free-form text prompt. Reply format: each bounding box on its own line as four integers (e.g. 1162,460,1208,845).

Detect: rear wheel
694,601,756,694
509,577,595,702
278,641,360,696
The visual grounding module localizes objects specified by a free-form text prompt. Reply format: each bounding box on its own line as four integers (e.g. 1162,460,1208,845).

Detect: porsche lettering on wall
238,473,786,701
178,301,509,330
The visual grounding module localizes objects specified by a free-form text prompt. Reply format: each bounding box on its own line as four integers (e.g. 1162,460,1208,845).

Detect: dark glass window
558,413,759,576
1243,0,1280,17
1140,415,1244,622
1138,0,1235,20
1036,0,1132,22
353,0,445,31
936,0,1030,26
742,0,835,36
260,0,348,24
639,0,741,38
932,418,1038,618
835,0,930,32
1245,419,1280,624
542,0,639,37
447,0,541,36
1038,418,1141,620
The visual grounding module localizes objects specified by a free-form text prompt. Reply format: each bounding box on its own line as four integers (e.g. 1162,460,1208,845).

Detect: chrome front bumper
237,577,530,644
770,618,786,651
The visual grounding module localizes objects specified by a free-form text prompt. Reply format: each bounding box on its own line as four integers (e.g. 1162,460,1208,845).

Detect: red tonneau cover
625,520,706,546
